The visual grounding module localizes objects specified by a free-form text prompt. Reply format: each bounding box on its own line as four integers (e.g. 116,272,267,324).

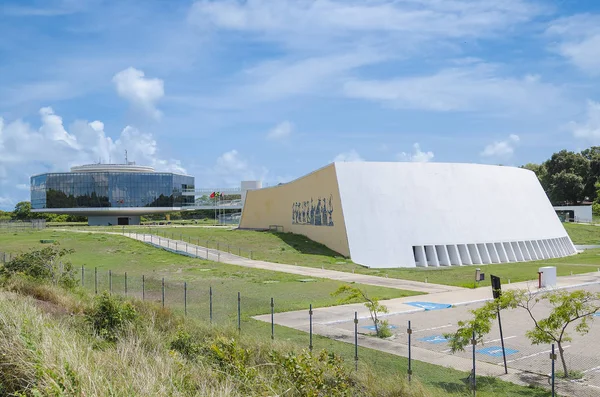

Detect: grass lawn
562,222,600,245
123,225,600,288
0,230,559,396
0,229,419,318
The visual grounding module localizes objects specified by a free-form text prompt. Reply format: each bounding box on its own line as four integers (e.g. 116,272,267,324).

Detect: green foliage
270,349,355,397
85,292,138,342
12,201,32,221
447,288,600,378
0,245,77,288
332,285,390,338
170,329,202,360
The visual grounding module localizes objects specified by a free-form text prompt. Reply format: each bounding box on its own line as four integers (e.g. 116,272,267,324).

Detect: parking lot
325,284,600,390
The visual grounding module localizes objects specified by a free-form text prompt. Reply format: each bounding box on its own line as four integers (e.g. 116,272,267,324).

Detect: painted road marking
477,346,519,357
442,336,516,353
405,302,452,311
583,366,600,374
361,325,398,331
418,335,449,344
594,313,600,317
414,324,453,333
500,345,571,365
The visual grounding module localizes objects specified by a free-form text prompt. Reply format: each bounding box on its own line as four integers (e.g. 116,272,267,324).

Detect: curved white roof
70,164,155,173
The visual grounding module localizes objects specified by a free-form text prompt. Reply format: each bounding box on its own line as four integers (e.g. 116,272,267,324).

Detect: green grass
0,277,552,397
562,222,600,245
0,230,419,317
126,225,600,288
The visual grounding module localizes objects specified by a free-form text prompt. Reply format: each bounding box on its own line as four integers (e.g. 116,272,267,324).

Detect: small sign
491,275,502,299
418,335,448,344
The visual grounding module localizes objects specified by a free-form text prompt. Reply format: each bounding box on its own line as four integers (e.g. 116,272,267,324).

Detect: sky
1,0,600,210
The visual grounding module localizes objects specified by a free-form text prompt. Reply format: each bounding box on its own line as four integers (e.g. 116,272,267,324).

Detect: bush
0,246,77,288
170,330,202,360
85,292,138,342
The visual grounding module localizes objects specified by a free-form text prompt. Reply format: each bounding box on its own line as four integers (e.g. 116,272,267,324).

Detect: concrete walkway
58,229,461,294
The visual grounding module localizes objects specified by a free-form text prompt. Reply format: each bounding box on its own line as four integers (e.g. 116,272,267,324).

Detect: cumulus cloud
266,121,293,140
112,67,165,118
198,149,269,186
480,134,520,157
332,149,364,162
0,107,185,208
568,100,600,141
398,143,434,162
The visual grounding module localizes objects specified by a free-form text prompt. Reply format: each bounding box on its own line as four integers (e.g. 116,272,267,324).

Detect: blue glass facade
31,172,194,209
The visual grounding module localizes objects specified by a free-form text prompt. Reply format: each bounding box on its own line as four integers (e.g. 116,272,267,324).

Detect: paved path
56,229,461,294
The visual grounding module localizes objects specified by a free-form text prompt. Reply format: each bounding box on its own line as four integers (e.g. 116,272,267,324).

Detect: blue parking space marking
405,302,452,311
477,346,518,357
418,335,448,344
362,325,398,331
594,313,600,317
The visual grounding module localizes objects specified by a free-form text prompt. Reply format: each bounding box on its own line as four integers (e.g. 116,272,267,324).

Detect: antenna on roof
125,150,128,164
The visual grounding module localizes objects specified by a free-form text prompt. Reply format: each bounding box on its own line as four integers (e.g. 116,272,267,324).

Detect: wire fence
2,242,599,396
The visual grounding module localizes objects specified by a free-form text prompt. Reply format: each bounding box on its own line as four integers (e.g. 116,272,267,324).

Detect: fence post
238,247,241,256
218,252,220,262
109,270,112,295
209,286,213,323
551,344,556,397
217,242,220,251
184,282,187,316
237,292,241,333
471,330,476,396
206,247,209,260
176,241,178,251
309,304,313,351
271,297,275,340
94,267,97,294
250,251,253,260
354,311,358,371
142,275,145,301
196,246,198,258
162,278,165,308
408,320,412,381
125,272,128,296
81,265,84,287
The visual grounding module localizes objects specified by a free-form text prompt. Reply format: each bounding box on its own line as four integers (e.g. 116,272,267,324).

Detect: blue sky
2,0,600,210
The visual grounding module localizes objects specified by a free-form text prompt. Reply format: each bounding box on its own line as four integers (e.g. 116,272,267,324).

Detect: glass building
31,164,194,225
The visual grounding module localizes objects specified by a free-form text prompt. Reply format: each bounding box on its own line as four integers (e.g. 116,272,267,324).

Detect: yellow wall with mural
239,164,350,257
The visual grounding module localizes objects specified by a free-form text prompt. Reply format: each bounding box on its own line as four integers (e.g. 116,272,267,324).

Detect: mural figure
292,194,334,227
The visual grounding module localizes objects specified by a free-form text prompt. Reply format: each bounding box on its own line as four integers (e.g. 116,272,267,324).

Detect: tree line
522,146,600,213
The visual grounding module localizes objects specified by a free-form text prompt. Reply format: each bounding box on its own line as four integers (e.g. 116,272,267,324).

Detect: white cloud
480,134,520,157
208,149,268,186
190,0,542,46
343,63,560,114
112,67,165,118
547,15,600,75
398,143,434,162
0,107,185,208
568,100,600,141
266,121,293,140
333,149,364,162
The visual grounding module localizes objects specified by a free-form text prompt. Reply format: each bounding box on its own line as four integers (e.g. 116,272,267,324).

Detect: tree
446,289,600,378
332,285,391,338
12,201,31,220
0,245,77,288
548,171,585,205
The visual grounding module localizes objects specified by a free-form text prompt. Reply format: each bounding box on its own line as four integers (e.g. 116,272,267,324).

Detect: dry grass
0,283,430,397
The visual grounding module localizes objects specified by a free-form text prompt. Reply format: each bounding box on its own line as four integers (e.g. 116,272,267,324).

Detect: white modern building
240,162,577,268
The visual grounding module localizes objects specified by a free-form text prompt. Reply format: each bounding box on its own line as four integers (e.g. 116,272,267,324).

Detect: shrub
170,330,202,360
85,292,138,342
0,246,77,289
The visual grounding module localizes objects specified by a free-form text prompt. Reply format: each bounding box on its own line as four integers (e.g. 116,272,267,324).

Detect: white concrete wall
335,162,575,268
553,205,593,223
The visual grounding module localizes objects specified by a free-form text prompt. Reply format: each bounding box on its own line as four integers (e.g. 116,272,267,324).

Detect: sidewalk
62,229,461,294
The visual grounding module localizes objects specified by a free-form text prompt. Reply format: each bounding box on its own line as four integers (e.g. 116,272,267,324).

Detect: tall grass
0,280,430,397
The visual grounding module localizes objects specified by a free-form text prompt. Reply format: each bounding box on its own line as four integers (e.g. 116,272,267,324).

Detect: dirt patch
32,299,71,316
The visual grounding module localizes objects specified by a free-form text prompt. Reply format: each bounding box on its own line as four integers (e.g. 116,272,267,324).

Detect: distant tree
12,201,31,220
548,171,586,205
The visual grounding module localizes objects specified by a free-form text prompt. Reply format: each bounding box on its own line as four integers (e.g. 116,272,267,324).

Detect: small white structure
553,205,593,223
539,266,557,288
240,162,577,268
